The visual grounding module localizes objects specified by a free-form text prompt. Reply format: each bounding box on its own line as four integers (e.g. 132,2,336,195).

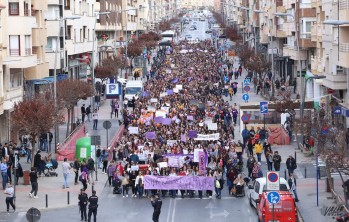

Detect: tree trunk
31,135,37,168
66,108,71,138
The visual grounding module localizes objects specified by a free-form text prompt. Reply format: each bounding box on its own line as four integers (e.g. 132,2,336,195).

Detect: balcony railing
25,48,31,56
32,47,37,54
9,49,20,56
339,43,349,53
300,33,311,39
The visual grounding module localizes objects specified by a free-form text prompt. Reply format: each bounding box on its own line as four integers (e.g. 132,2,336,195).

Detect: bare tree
57,79,94,137
11,93,64,165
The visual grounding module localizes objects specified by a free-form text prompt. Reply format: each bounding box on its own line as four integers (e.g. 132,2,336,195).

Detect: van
248,177,290,208
257,191,298,222
124,80,143,104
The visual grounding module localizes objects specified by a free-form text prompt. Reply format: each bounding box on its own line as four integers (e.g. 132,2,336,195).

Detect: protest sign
167,156,179,167
145,132,156,140
198,151,207,173
161,106,170,114
166,90,174,95
180,134,187,142
131,165,139,171
187,115,194,121
207,122,218,130
129,127,139,134
173,88,179,93
144,176,214,190
194,149,203,162
187,130,198,138
160,92,167,98
150,98,158,103
155,110,167,118
154,117,163,124
163,154,194,167
194,133,220,141
166,140,177,146
176,85,183,90
162,118,172,125
157,162,168,169
147,106,156,112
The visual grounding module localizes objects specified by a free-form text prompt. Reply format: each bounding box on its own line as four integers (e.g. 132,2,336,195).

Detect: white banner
129,127,139,134
176,85,183,90
155,110,167,118
194,133,220,141
194,148,203,162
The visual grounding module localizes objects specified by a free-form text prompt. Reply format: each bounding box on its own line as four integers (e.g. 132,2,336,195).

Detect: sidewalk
224,64,347,221
0,160,108,213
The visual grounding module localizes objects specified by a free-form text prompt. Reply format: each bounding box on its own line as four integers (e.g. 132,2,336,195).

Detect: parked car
248,177,290,209
257,191,298,222
205,30,212,34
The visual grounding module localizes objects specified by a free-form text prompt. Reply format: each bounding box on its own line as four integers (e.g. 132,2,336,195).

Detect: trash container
23,170,30,185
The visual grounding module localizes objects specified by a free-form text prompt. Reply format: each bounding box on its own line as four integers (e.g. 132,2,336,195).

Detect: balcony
0,97,4,115
24,62,49,80
276,24,287,37
299,33,316,48
32,28,47,46
322,72,347,90
338,43,349,68
65,40,93,55
282,45,307,60
282,22,296,36
339,0,349,21
32,0,48,11
310,56,324,74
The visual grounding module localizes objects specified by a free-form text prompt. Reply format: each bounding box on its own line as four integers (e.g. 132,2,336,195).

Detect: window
24,2,29,16
9,35,20,56
10,68,22,88
9,2,19,16
254,182,260,193
83,26,87,40
25,35,31,55
66,25,72,39
305,21,311,33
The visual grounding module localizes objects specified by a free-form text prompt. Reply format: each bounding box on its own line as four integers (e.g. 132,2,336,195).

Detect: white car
248,177,290,209
117,78,127,86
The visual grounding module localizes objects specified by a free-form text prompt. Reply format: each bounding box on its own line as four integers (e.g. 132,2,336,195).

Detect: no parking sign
266,171,280,191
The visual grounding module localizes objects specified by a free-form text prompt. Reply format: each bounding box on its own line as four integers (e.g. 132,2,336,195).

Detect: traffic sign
267,191,281,204
242,94,249,101
260,101,269,114
244,85,251,92
241,114,250,123
103,120,112,130
243,79,251,85
266,171,280,191
334,106,341,114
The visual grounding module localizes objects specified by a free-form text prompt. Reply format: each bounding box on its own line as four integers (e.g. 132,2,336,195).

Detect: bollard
92,185,95,192
304,167,307,178
242,82,244,93
294,151,297,162
318,168,321,180
284,169,287,179
46,194,48,208
67,191,70,205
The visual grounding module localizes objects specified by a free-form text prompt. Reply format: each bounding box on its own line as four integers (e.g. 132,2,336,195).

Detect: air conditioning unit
337,66,344,72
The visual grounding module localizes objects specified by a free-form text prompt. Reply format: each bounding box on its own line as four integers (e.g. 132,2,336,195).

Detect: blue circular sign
268,172,279,183
242,94,249,101
244,85,251,92
267,191,281,204
241,114,250,123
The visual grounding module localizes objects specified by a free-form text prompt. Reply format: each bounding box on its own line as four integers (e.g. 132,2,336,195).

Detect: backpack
79,174,83,182
96,149,101,158
87,159,94,171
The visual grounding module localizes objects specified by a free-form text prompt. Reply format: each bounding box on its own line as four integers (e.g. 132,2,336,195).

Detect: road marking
171,199,177,222
166,198,172,222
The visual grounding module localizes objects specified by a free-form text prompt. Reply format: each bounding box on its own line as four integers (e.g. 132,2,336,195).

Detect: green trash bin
76,137,91,161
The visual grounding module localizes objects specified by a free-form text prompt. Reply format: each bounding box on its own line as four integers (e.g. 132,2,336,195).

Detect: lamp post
91,12,111,112
274,12,304,146
52,16,80,153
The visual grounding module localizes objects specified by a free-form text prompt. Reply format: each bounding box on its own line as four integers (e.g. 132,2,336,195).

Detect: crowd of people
102,39,258,199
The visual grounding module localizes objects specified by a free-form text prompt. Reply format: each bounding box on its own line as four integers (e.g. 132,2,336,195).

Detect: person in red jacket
116,162,124,176
177,168,186,198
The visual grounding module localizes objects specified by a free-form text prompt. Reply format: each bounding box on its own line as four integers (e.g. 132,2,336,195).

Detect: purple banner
145,132,156,139
154,117,163,124
181,134,187,142
171,78,179,83
187,130,198,138
144,175,214,190
166,90,174,95
198,151,207,174
143,91,150,97
187,115,194,121
162,118,172,125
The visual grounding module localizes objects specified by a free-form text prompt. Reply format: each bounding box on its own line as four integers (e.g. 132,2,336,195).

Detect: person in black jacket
78,189,88,221
73,158,81,185
88,190,98,222
151,193,162,222
29,167,38,198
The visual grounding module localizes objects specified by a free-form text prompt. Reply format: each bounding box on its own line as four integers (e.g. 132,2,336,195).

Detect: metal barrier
331,189,349,213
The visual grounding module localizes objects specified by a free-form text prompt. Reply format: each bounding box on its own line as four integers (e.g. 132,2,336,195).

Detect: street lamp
91,12,111,111
274,12,304,146
51,16,81,153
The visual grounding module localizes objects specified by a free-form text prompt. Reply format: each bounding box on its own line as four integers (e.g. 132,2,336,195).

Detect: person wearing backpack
286,155,297,176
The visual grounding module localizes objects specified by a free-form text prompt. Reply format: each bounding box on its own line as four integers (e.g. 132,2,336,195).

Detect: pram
112,177,122,194
44,159,58,177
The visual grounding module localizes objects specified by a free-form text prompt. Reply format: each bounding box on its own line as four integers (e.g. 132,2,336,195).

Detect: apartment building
310,0,349,124
0,0,49,142
94,0,123,62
